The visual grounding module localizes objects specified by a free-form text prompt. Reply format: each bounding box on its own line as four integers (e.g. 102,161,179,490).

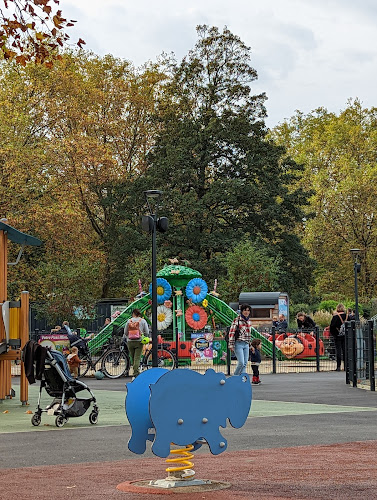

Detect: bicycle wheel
101,349,130,378
144,348,176,370
78,355,90,377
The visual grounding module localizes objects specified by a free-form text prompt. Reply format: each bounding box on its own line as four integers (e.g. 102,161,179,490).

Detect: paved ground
1,371,377,499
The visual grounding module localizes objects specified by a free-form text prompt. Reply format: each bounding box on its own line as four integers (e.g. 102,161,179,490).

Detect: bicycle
77,337,130,379
140,341,177,371
77,338,176,378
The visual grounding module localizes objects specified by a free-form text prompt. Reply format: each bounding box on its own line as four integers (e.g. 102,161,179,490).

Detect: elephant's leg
205,428,228,455
151,431,172,458
128,427,149,454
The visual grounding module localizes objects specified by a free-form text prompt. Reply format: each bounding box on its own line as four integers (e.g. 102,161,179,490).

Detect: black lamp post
142,190,168,367
350,249,361,322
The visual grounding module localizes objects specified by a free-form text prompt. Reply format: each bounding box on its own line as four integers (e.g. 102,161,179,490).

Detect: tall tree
145,25,313,298
0,52,165,320
271,99,377,300
43,52,165,297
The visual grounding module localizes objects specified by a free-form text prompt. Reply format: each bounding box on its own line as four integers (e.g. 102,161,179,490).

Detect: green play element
87,264,285,358
88,294,151,354
205,294,285,360
157,264,202,288
213,338,227,365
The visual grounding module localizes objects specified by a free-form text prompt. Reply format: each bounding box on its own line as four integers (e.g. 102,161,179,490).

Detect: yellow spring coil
165,444,194,473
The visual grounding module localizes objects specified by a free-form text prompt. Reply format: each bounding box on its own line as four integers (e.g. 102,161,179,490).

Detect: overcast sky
62,0,377,128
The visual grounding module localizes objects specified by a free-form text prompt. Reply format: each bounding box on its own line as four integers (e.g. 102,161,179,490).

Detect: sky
62,0,377,128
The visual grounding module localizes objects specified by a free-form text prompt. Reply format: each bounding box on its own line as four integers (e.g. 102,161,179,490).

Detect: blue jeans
234,340,249,375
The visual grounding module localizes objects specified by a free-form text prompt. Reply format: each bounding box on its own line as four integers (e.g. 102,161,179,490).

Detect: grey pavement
1,371,376,469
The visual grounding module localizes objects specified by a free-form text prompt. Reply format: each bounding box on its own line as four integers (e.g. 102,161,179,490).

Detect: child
249,339,262,385
67,346,82,378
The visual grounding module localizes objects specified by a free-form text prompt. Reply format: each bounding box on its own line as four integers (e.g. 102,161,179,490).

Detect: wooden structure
238,291,289,328
0,220,41,404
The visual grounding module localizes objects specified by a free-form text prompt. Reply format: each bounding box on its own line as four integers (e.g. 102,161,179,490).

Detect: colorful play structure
0,220,42,403
88,264,324,364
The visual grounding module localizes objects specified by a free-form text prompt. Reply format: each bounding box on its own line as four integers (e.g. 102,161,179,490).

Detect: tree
43,53,165,297
0,0,84,66
145,25,313,297
0,51,166,314
221,239,281,303
271,99,377,300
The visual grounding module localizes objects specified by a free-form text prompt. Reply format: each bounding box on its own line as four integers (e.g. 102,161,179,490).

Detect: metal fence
346,320,376,391
10,326,352,379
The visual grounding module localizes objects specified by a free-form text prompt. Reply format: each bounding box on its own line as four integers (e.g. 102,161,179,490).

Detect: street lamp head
350,248,361,262
144,190,163,199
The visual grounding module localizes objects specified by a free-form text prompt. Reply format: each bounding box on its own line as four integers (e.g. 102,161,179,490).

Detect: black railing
346,320,376,391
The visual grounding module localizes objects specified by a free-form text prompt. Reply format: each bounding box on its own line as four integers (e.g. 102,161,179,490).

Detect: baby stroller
25,342,99,428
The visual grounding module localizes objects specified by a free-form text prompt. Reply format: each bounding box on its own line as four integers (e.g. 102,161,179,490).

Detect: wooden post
20,291,29,404
0,229,7,400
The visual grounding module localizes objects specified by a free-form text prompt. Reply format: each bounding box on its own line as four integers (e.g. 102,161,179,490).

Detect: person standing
228,304,254,375
124,309,149,379
330,303,348,371
249,338,262,384
67,346,82,378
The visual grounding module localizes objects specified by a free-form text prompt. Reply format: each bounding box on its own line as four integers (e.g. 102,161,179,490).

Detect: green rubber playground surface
1,385,377,434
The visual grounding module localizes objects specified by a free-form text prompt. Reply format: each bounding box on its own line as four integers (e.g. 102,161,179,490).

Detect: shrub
313,310,332,328
290,303,311,318
318,300,338,313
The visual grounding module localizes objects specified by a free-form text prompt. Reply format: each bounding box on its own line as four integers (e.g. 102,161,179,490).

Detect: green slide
205,294,284,359
87,294,151,354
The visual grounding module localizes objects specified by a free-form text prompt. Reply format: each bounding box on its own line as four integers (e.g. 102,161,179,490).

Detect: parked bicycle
140,341,177,371
74,337,130,379
75,338,176,379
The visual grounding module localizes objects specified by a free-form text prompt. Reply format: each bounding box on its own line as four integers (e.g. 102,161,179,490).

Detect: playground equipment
87,263,321,365
122,367,251,490
0,220,42,403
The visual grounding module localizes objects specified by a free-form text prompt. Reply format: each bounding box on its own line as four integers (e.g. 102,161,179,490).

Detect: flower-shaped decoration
185,305,208,330
185,278,208,304
164,300,172,308
202,298,208,308
149,278,172,304
157,305,173,331
175,309,183,317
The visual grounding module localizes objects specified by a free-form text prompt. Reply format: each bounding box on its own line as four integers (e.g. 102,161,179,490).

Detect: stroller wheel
31,413,41,426
89,411,98,425
55,415,66,428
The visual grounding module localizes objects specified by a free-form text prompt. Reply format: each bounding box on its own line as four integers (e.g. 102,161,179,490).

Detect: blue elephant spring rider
124,368,252,490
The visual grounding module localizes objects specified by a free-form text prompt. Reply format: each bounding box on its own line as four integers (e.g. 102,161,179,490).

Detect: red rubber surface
2,441,377,499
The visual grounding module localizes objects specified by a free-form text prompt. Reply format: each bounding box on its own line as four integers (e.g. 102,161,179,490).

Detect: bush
318,300,338,313
313,310,332,328
344,301,364,318
290,303,311,318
